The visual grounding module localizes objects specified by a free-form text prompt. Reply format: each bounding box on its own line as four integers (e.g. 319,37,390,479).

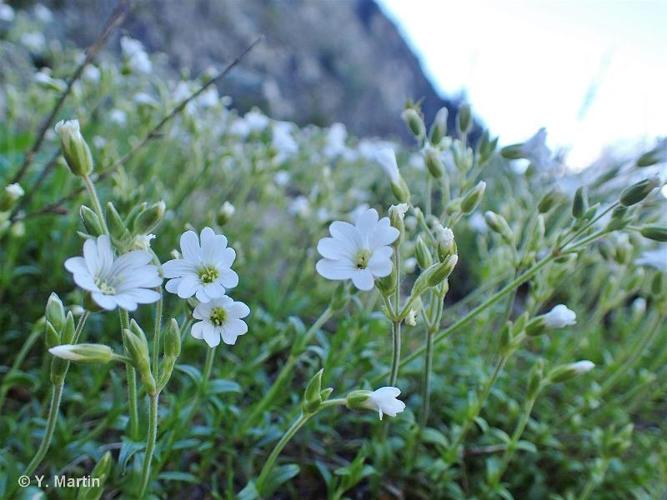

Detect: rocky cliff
41,0,460,138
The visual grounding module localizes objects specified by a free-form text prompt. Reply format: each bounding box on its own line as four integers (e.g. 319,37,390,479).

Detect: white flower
316,208,399,291
20,32,46,52
244,109,269,132
375,147,400,183
121,36,152,73
82,65,101,83
288,195,310,218
363,387,406,420
5,183,24,199
324,122,348,158
163,227,238,302
54,119,80,138
274,170,291,187
571,360,595,374
272,121,298,162
64,235,161,311
192,296,250,347
521,128,553,169
636,247,667,273
543,304,577,328
110,109,127,125
34,4,53,23
0,3,15,22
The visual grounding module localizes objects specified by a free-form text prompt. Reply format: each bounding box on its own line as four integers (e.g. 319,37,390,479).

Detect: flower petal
203,326,221,347
162,259,195,278
317,237,353,260
351,269,374,291
91,292,117,311
180,230,201,262
221,319,248,345
316,259,355,280
354,208,379,236
177,275,199,298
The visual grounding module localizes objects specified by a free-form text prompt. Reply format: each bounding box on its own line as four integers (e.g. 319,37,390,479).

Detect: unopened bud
303,368,326,414
619,177,660,207
132,201,165,234
45,321,60,349
639,225,667,242
45,292,66,332
80,205,104,236
538,188,560,213
216,201,235,226
49,343,113,363
345,389,371,410
484,211,513,244
426,254,458,287
461,181,486,214
164,318,181,358
54,119,93,177
389,203,409,239
429,107,448,145
402,108,425,139
572,187,588,219
548,360,595,383
106,202,130,244
376,268,397,296
61,312,76,344
0,183,24,211
456,103,472,135
424,147,444,179
415,236,433,270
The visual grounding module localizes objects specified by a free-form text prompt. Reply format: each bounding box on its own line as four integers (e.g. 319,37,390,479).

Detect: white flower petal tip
572,360,595,374
365,386,406,420
543,304,577,328
315,208,398,292
163,227,238,303
191,296,250,348
64,235,161,311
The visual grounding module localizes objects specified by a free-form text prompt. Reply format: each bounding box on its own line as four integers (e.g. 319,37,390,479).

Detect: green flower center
198,266,220,284
95,278,116,295
355,249,371,269
210,307,227,327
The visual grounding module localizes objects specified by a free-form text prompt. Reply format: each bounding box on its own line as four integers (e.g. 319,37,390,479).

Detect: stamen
210,307,227,326
198,266,220,284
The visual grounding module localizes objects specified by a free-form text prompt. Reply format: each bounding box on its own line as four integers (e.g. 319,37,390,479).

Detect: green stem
255,399,346,494
0,327,42,413
388,247,402,385
201,346,216,394
24,383,64,475
138,392,159,498
152,292,163,378
420,326,435,427
372,254,555,384
240,306,333,434
82,175,109,234
120,310,139,440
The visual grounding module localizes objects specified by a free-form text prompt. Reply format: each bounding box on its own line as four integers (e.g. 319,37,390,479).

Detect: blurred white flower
288,195,310,218
82,65,101,83
363,387,406,420
375,147,400,183
0,2,15,22
121,36,152,73
244,109,269,133
163,227,238,302
272,121,298,162
571,360,595,374
20,32,46,52
134,92,158,107
34,4,53,23
64,235,161,311
5,183,24,199
110,109,127,125
274,170,291,187
543,304,576,328
469,212,487,233
132,233,156,251
521,128,553,169
192,296,250,347
324,122,348,158
636,247,667,273
316,208,399,291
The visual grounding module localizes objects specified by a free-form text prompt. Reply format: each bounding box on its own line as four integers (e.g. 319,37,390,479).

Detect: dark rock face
45,0,460,138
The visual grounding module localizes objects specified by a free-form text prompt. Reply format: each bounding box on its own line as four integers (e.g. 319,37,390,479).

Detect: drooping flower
375,147,401,183
316,208,399,291
543,304,577,328
571,360,595,374
520,128,553,169
163,227,238,302
364,387,406,420
65,235,161,311
191,296,250,347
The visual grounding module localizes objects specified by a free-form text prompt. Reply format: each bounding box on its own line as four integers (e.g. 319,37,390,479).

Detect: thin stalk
138,393,159,498
24,383,64,475
419,326,435,427
82,175,109,234
372,254,556,384
152,292,163,377
388,248,402,385
240,306,333,434
119,310,139,440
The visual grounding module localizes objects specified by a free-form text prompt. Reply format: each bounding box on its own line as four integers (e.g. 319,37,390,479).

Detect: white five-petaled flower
65,235,161,311
543,304,577,328
316,208,399,291
363,387,406,420
192,296,250,347
163,227,238,302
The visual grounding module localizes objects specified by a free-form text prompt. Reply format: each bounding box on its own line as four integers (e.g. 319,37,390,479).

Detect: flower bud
527,359,545,399
500,144,524,160
216,201,235,226
429,107,448,145
106,202,131,244
456,103,472,135
538,188,560,213
345,389,372,409
424,147,444,179
639,225,667,242
376,268,397,296
433,224,456,261
123,327,156,394
572,186,587,219
402,108,425,139
484,211,513,244
164,318,181,358
302,368,327,414
49,343,113,363
54,119,93,177
45,292,66,333
651,272,663,298
132,201,166,234
45,321,60,349
526,304,576,335
426,254,458,288
61,312,76,344
389,203,409,240
80,205,104,237
477,130,498,165
548,360,595,383
415,236,433,270
461,181,486,214
619,177,660,207
0,183,24,211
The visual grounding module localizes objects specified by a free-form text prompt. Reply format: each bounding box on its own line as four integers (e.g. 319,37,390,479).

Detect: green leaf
208,378,241,394
157,472,198,483
118,438,144,473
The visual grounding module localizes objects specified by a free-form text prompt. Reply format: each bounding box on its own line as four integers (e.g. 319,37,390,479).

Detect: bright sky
378,0,667,171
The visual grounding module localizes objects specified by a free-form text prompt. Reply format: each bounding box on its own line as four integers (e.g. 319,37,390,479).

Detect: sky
378,0,667,171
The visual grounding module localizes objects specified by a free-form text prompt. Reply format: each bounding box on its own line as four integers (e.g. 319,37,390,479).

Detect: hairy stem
24,383,64,475
138,392,159,498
